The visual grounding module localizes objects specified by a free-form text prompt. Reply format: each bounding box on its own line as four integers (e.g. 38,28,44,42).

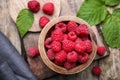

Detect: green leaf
77,0,107,26
102,8,120,48
102,0,120,6
16,9,34,38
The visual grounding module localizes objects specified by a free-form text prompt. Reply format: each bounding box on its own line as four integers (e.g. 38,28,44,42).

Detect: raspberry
51,41,61,52
67,51,78,63
45,37,52,49
51,29,63,41
39,16,50,28
75,38,82,43
76,24,89,37
64,62,76,70
75,41,86,53
92,65,101,76
67,21,78,32
42,2,54,15
54,60,63,66
47,49,55,61
78,53,89,63
55,50,67,63
84,40,92,53
28,0,40,13
62,39,75,52
68,31,77,41
55,22,67,32
63,34,68,40
28,47,39,57
97,46,106,56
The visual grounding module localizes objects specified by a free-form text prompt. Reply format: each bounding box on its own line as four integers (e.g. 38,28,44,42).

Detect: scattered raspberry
62,39,75,52
78,53,89,63
68,31,77,41
45,37,52,49
67,21,78,32
84,40,92,53
47,49,55,61
63,34,68,40
51,29,63,41
55,22,67,32
28,47,39,57
42,2,54,15
75,41,86,53
67,51,78,63
39,16,50,28
28,0,40,13
55,50,67,63
76,24,88,37
92,65,101,76
51,41,61,52
64,62,76,70
97,46,106,56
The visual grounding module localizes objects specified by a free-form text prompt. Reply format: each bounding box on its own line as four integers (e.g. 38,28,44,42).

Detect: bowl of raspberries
38,16,97,74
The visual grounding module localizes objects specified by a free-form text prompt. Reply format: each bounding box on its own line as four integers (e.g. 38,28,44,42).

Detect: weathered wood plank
0,0,21,54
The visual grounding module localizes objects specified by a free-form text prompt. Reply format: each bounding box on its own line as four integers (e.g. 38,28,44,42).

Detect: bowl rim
38,16,97,74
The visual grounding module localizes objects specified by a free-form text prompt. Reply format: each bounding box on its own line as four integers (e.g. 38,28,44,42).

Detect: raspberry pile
45,21,92,70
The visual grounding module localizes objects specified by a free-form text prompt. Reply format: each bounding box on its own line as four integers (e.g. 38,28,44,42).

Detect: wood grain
0,0,21,54
8,0,60,32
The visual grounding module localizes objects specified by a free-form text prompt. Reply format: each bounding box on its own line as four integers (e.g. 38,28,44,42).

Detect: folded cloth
0,32,37,80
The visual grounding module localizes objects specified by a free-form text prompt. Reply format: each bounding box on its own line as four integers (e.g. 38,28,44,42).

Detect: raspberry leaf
102,9,120,48
77,0,107,26
102,0,120,6
16,9,34,38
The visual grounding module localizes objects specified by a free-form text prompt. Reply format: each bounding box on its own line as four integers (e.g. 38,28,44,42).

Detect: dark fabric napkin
0,32,37,80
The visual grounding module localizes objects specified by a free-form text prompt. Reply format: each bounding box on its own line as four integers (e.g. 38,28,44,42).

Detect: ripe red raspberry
47,49,55,61
76,24,89,37
92,65,101,76
78,53,89,63
64,62,76,70
63,34,68,40
84,40,92,53
45,37,52,49
28,47,39,57
67,21,78,32
75,41,86,53
54,60,63,66
39,16,50,28
51,29,63,41
28,0,40,13
75,38,82,43
67,51,78,63
42,2,54,15
55,22,67,32
55,50,67,63
97,46,106,56
62,39,75,52
51,41,61,52
68,31,77,41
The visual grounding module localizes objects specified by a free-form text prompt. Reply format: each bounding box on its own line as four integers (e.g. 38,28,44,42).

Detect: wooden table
0,0,120,80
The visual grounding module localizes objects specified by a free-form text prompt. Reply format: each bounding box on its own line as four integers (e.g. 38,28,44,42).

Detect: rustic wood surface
0,0,120,80
8,0,60,32
0,0,21,54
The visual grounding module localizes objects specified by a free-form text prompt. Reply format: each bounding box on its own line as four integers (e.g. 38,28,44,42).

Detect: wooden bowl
38,16,97,74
